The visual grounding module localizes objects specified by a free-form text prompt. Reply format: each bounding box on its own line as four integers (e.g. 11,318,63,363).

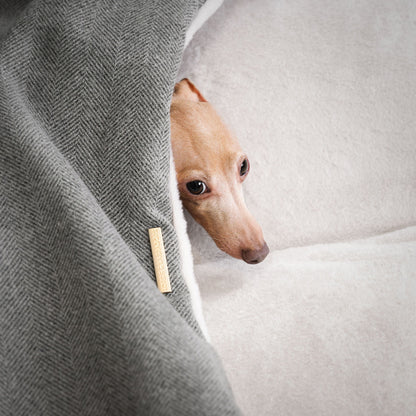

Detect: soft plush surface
196,227,416,415
178,0,416,414
179,0,416,262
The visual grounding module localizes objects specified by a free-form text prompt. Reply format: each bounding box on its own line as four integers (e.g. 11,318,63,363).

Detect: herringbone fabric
0,1,241,414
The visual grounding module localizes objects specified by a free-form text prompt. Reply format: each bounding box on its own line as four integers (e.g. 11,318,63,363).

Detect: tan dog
170,79,269,264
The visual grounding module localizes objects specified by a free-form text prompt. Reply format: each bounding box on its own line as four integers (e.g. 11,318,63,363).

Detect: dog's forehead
196,107,240,150
173,100,238,138
171,99,244,181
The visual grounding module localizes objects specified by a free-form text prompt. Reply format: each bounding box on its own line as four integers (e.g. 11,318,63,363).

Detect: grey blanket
0,1,240,414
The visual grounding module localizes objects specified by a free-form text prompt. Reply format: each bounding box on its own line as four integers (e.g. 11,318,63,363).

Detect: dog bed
178,0,416,415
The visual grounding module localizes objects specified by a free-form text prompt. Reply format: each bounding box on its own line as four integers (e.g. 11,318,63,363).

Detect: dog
170,79,269,264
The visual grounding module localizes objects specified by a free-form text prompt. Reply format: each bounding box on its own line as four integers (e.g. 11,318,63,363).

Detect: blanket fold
0,0,240,414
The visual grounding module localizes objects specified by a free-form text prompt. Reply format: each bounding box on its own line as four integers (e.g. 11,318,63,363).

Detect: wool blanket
0,1,240,415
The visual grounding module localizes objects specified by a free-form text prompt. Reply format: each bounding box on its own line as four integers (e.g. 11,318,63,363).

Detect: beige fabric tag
148,227,172,293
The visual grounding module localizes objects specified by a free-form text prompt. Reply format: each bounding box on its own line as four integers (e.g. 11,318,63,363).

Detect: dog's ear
173,78,207,102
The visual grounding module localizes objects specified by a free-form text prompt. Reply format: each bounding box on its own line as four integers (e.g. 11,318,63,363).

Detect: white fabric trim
169,154,210,340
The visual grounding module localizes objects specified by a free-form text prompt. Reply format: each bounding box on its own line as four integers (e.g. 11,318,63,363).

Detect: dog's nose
242,242,269,264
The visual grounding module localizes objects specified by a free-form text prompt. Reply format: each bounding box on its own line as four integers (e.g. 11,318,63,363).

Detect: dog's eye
186,180,207,195
240,158,250,176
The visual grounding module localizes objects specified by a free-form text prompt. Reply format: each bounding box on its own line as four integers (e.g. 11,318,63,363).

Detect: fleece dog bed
179,0,416,415
0,1,239,415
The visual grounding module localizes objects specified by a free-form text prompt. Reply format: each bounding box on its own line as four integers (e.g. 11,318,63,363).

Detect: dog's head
170,79,268,264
